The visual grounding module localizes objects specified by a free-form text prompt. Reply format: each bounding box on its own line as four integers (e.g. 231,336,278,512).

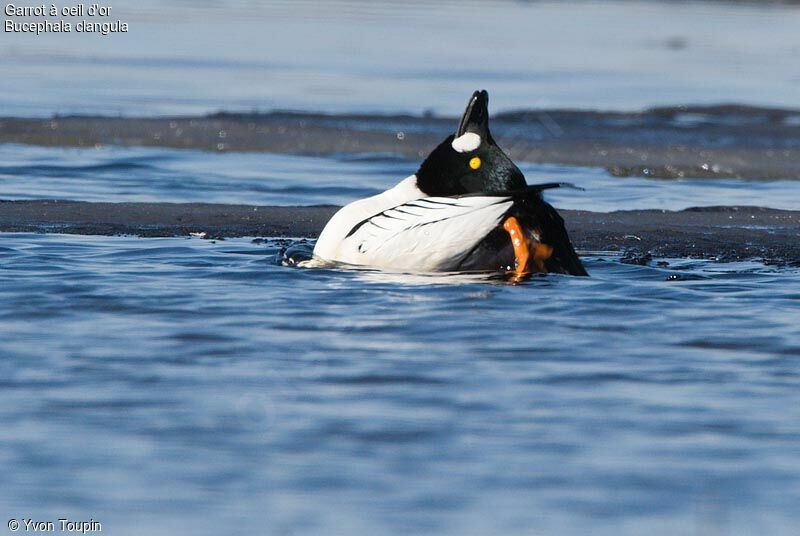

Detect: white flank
315,194,513,272
312,175,424,263
451,132,481,153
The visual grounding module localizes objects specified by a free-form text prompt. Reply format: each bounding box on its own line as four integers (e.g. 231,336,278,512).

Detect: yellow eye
469,157,481,170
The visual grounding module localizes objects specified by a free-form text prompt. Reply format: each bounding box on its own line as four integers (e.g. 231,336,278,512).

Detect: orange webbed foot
503,216,553,281
503,216,531,280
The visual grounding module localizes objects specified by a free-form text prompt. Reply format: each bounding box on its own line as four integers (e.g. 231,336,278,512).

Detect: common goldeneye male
311,90,587,277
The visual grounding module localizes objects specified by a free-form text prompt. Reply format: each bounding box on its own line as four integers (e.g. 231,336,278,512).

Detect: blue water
1,232,799,535
2,0,799,117
2,143,800,534
3,144,800,211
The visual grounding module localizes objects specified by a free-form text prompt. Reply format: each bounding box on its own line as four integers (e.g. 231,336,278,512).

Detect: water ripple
1,233,799,535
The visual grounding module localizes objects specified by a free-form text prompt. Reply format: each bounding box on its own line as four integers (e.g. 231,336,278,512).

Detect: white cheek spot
451,132,481,153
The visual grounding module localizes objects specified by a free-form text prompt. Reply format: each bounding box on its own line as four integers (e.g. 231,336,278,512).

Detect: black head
416,90,526,196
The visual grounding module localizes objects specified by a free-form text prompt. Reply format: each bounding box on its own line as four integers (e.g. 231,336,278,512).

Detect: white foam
451,132,481,153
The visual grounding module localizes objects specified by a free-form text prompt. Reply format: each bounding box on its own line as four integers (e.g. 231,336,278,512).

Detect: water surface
3,144,800,211
2,0,799,116
1,233,799,535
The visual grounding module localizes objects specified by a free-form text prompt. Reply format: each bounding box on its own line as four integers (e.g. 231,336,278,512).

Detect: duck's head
416,90,526,196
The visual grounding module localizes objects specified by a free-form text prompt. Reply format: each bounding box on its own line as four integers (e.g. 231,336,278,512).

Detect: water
1,233,799,535
0,144,409,206
3,144,800,211
2,1,800,117
2,143,800,534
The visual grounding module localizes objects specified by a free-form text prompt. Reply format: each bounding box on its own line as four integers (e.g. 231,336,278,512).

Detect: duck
309,90,587,277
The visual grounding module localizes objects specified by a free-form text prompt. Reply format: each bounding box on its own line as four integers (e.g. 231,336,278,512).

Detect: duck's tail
509,189,588,276
456,182,588,277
